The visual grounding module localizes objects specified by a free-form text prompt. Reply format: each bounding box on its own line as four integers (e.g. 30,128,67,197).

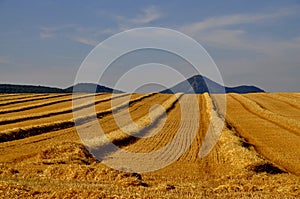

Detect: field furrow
0,93,103,115
230,93,300,136
0,93,131,128
0,93,157,142
226,94,300,175
244,93,300,120
0,94,47,101
0,94,70,107
79,93,181,150
178,94,210,162
90,94,202,172
267,93,300,110
0,93,300,198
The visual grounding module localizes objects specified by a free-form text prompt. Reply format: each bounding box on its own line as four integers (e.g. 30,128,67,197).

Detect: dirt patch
247,162,286,174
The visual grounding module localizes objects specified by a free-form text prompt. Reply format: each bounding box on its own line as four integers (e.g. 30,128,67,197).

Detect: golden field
0,93,300,198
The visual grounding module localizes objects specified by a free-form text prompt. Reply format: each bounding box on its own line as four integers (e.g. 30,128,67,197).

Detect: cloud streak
180,7,300,56
130,6,162,24
39,5,163,46
113,5,163,28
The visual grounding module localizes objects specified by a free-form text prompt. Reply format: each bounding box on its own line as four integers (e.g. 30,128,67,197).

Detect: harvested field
0,93,300,198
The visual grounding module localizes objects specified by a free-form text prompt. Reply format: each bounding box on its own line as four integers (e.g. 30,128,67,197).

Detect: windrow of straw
0,93,156,142
0,93,70,107
0,93,102,115
84,93,183,149
0,93,128,125
0,94,46,101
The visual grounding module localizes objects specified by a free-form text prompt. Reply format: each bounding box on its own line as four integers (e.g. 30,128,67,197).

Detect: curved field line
96,94,171,136
0,94,60,105
0,93,102,115
88,94,207,173
0,94,47,101
115,94,206,163
0,93,158,133
178,94,207,162
267,93,300,110
0,94,20,98
0,93,128,126
0,94,70,107
230,93,300,136
87,94,202,172
83,93,183,149
225,95,300,175
245,94,300,122
0,93,156,143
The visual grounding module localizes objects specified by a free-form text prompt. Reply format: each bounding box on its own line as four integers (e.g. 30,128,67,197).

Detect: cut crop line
0,93,128,125
0,93,156,143
230,94,300,136
266,94,300,110
0,94,48,101
0,93,102,115
0,94,71,107
84,93,183,150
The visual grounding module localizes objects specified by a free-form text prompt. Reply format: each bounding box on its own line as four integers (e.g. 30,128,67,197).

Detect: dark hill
0,76,263,94
64,83,123,93
0,84,65,93
161,75,264,94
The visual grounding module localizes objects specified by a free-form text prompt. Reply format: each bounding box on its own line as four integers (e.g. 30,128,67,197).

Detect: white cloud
39,24,78,40
40,32,53,39
39,24,116,46
72,37,99,46
38,6,163,46
131,6,162,24
114,5,163,26
181,7,295,35
179,7,300,56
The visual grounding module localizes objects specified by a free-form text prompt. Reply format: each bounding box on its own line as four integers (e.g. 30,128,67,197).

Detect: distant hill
225,85,264,94
161,75,264,94
0,84,65,93
0,77,264,94
0,83,123,94
64,83,123,93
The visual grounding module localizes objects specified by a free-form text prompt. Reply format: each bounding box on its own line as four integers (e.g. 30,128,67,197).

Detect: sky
0,0,300,92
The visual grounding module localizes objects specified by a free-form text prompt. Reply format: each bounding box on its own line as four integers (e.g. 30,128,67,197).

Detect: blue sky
0,0,300,92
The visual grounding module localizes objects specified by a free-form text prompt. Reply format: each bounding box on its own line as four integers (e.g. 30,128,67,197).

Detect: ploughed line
0,93,156,143
0,93,102,115
0,94,71,107
0,93,129,125
230,94,300,136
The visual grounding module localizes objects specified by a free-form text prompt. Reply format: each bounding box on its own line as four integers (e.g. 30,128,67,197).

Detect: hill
161,75,264,94
0,83,123,94
64,83,123,93
0,76,264,94
0,84,65,93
